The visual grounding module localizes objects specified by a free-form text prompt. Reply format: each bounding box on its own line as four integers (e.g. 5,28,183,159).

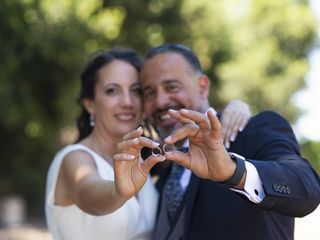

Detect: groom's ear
198,74,210,99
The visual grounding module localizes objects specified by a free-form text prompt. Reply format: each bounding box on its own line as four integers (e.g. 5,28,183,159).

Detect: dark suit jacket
155,111,320,240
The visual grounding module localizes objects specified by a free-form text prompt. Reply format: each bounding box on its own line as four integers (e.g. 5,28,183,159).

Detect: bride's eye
105,87,118,95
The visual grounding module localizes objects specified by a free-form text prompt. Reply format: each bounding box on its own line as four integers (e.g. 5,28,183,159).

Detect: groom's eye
165,83,180,93
143,88,156,100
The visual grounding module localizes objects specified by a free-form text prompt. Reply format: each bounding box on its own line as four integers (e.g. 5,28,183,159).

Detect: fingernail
207,108,215,115
225,141,230,149
165,136,172,142
230,135,235,142
239,127,243,132
158,155,166,162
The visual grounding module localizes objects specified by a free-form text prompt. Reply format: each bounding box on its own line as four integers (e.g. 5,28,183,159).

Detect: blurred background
0,0,319,239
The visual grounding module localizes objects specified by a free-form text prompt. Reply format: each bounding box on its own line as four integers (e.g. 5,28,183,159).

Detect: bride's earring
90,114,95,127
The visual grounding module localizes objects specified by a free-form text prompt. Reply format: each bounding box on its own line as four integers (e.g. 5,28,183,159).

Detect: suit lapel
183,173,201,236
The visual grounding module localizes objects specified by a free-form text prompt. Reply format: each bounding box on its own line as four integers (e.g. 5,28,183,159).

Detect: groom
139,43,320,240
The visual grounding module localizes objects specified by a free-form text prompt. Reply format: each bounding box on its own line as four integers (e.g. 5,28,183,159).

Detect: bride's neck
81,131,120,165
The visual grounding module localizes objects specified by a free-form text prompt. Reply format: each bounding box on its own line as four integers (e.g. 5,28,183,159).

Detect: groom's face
140,52,207,140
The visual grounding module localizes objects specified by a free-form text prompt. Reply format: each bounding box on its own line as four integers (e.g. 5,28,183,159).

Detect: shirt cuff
230,161,265,204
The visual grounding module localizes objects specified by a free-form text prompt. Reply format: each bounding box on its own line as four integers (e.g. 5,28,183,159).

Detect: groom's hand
163,109,238,183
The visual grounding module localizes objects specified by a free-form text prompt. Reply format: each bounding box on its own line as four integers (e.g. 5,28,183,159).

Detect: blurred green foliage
0,0,319,216
300,140,320,174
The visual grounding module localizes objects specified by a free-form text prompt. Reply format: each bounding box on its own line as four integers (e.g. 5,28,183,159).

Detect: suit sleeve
242,111,320,217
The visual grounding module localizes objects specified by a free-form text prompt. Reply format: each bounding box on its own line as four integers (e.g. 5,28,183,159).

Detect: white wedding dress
45,144,158,240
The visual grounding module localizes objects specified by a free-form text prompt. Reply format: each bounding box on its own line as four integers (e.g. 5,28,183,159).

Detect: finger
239,116,250,132
178,109,211,130
117,138,140,152
164,151,190,169
164,124,200,144
220,112,232,146
142,155,166,173
113,153,136,161
117,137,159,155
168,109,210,129
137,136,160,149
229,114,250,141
225,140,230,149
224,127,232,144
122,126,143,140
167,109,195,124
225,114,242,143
229,115,243,142
222,120,232,148
207,109,222,140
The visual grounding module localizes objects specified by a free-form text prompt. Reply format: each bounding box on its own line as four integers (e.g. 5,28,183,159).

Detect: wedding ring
151,147,162,157
163,143,175,154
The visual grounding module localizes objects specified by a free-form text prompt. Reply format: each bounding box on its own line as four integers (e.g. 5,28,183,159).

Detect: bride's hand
113,127,164,199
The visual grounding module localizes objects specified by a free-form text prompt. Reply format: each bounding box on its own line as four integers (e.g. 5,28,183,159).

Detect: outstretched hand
163,109,236,182
113,127,164,199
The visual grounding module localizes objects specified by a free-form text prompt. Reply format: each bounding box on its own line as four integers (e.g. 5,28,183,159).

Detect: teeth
117,114,134,121
160,114,171,121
